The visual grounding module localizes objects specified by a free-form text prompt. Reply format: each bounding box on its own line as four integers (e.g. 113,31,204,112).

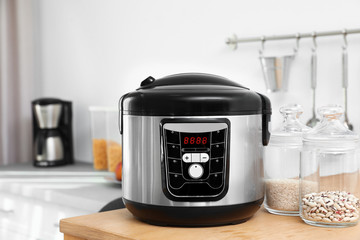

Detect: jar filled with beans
300,105,360,227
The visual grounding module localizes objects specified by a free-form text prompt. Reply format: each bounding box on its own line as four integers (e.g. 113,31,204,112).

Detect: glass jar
300,105,360,227
264,104,311,216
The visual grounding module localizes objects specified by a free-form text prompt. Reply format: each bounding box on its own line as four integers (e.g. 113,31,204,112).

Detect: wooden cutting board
60,207,360,240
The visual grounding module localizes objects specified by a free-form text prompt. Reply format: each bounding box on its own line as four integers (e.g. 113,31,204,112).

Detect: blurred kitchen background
2,0,360,165
2,0,360,239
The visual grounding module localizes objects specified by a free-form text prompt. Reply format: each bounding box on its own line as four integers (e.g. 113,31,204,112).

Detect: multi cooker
119,73,271,226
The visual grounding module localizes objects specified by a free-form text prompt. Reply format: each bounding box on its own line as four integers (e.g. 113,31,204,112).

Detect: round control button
188,164,204,179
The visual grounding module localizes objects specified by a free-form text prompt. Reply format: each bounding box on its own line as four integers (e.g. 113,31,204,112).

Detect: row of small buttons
169,157,223,179
182,153,209,163
169,172,224,189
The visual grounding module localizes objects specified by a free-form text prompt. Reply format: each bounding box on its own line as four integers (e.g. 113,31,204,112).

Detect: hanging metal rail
226,28,360,50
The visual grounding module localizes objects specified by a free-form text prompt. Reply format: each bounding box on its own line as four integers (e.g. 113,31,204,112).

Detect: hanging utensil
306,32,320,127
342,29,353,130
259,35,298,92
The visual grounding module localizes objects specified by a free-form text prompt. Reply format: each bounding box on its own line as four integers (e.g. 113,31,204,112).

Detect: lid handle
118,93,129,135
141,76,156,87
256,93,271,146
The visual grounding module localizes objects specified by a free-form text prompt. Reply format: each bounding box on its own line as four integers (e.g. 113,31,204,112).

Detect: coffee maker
32,98,74,167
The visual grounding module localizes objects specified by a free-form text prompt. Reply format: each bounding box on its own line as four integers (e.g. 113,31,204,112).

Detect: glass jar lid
303,105,358,147
270,104,311,146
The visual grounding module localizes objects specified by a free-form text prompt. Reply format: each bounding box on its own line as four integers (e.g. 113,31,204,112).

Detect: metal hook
342,28,348,50
259,36,266,55
294,33,301,54
311,32,317,52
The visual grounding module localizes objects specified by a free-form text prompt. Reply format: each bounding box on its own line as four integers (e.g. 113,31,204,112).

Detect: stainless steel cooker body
122,114,264,207
120,73,271,226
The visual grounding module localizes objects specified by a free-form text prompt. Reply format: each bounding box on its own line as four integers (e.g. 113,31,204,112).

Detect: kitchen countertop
0,162,122,211
60,207,360,240
0,161,108,174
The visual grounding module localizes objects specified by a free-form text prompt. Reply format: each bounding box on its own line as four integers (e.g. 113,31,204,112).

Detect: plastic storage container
106,110,122,172
264,104,310,216
300,105,360,227
89,106,122,171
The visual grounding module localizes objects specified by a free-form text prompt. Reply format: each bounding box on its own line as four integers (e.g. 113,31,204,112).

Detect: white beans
302,191,360,224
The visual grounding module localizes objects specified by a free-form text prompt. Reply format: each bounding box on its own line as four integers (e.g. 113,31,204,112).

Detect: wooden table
60,207,360,240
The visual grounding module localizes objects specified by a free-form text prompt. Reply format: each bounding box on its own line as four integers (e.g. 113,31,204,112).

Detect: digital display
181,132,211,148
183,137,207,145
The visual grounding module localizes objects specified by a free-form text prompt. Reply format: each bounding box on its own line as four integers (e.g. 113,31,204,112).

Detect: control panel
161,120,229,201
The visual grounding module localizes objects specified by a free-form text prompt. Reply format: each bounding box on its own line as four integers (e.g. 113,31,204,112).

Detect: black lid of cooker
121,73,271,116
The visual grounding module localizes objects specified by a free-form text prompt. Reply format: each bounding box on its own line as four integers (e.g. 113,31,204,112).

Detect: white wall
34,0,360,162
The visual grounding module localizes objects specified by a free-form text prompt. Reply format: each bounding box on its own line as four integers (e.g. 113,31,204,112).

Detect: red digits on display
184,136,207,144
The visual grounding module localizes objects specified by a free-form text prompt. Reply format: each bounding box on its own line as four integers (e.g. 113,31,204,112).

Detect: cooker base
123,198,263,227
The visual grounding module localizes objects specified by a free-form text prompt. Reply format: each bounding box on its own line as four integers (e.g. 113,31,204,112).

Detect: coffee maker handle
36,132,45,156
